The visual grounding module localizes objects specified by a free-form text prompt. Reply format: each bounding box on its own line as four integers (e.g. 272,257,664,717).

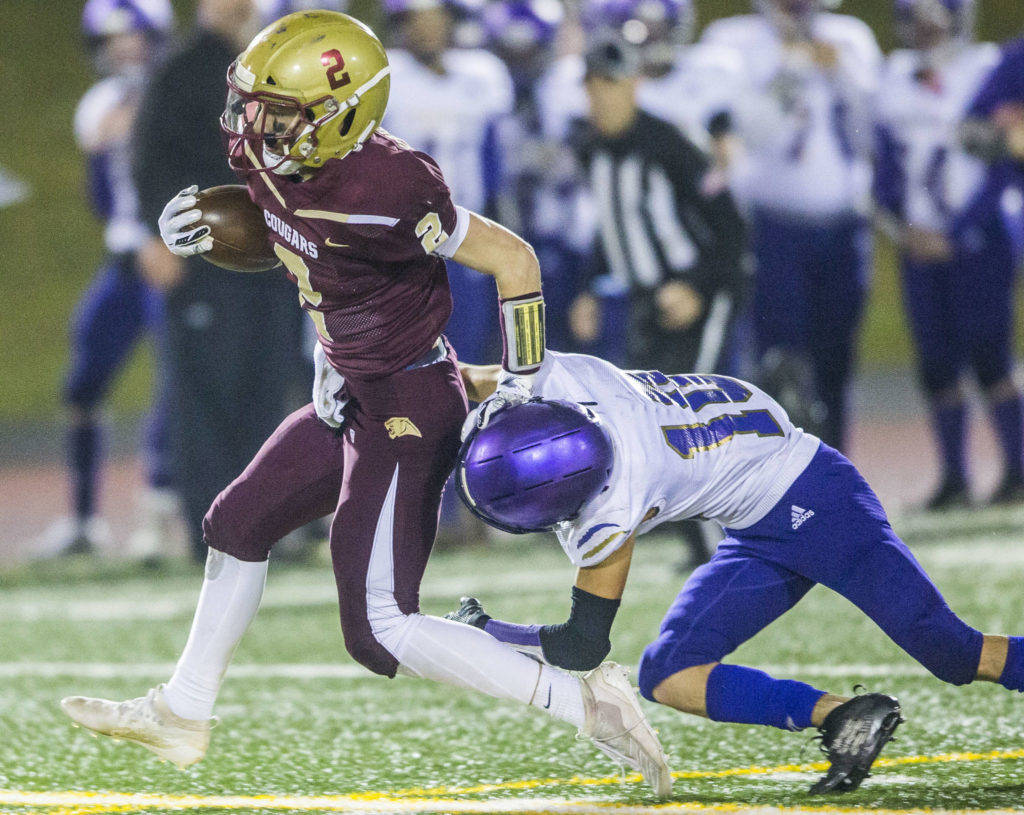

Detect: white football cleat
34,516,111,558
60,685,211,769
579,662,673,797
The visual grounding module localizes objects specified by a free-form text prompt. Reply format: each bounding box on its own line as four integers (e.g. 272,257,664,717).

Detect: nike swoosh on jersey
325,238,348,248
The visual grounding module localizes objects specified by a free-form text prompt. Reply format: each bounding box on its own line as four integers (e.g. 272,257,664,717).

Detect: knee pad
638,632,721,702
202,487,273,563
342,629,400,677
342,601,417,678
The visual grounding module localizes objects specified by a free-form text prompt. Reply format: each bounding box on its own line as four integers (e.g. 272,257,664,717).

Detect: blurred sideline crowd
38,0,1024,565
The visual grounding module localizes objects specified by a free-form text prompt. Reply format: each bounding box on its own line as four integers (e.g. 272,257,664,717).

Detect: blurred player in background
567,36,748,566
40,0,179,558
382,0,514,366
874,0,1022,509
483,0,593,354
966,36,1024,262
535,0,750,371
538,0,749,160
703,0,882,451
132,0,304,561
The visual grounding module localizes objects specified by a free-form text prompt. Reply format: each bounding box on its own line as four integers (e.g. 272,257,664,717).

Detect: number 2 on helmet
321,49,351,90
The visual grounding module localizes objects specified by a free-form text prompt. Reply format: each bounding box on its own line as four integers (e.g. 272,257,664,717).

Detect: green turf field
1,506,1023,814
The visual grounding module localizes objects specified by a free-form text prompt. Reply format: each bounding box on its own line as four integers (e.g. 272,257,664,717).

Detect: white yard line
2,538,1021,623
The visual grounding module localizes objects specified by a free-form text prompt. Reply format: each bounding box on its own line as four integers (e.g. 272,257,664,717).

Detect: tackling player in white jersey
450,352,1024,793
701,0,881,452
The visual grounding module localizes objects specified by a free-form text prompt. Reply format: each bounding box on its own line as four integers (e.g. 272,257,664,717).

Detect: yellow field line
2,747,1022,813
1,793,1022,815
375,748,1024,798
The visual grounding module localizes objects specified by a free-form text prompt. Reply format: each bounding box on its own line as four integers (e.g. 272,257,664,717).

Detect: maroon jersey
244,130,461,380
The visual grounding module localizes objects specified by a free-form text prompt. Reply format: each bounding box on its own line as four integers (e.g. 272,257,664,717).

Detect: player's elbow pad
538,587,619,671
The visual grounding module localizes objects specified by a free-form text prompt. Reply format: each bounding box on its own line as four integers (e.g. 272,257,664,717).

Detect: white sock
162,550,267,721
532,663,586,728
391,614,586,728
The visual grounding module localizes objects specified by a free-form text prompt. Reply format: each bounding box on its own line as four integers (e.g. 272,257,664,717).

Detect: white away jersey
874,44,1001,232
74,76,148,254
383,48,513,213
702,13,881,218
533,352,820,567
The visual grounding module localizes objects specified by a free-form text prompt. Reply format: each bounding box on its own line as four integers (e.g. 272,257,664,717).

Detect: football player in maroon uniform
60,10,672,795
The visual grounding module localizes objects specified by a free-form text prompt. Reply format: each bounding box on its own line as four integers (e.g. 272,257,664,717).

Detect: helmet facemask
222,62,347,175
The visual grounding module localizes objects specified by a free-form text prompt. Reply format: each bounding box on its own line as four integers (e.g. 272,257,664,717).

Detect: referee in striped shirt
568,36,748,378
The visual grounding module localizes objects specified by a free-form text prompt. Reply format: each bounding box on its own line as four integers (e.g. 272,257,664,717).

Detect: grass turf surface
1,507,1023,813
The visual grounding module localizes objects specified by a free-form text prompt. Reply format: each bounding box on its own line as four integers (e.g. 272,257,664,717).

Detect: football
194,184,279,273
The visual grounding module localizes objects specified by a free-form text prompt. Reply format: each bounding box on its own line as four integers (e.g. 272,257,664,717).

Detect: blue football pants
639,443,984,700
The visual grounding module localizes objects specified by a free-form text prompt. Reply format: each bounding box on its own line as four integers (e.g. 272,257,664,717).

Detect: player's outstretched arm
452,213,545,404
446,538,635,672
451,211,542,300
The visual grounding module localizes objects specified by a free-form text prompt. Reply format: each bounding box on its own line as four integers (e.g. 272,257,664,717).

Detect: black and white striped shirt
573,110,746,299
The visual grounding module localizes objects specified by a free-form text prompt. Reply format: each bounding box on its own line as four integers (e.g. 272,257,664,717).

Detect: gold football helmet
222,10,390,174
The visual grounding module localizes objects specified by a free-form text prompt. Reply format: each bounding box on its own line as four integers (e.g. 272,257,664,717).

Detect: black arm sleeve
537,587,621,671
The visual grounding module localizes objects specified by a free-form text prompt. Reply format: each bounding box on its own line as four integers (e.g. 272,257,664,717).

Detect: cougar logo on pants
385,417,422,439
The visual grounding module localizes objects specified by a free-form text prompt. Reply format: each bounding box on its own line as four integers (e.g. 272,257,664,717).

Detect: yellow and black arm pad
499,291,546,375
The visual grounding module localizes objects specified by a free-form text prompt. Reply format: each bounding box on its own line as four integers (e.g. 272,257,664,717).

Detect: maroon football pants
203,350,468,677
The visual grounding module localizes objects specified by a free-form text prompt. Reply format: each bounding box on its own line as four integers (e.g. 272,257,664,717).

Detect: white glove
312,342,348,429
159,185,213,257
461,372,533,442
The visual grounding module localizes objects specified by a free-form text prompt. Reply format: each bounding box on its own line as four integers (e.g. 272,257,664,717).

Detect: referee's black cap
584,35,642,80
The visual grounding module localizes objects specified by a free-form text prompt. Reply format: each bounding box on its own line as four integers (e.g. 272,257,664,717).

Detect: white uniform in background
875,43,1001,233
384,47,514,212
74,75,149,254
701,13,882,219
535,43,750,149
531,351,819,567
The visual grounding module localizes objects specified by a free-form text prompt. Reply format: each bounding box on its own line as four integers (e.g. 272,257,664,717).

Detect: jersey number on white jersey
628,370,784,459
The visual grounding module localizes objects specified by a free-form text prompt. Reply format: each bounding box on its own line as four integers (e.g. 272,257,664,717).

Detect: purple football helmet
483,0,564,53
81,0,173,40
457,400,614,534
895,0,975,44
581,0,693,73
581,0,694,42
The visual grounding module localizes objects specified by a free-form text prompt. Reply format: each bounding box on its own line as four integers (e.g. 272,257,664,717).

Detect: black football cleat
809,692,903,794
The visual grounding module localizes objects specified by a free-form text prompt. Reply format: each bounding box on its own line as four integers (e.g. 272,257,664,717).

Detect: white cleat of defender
60,685,212,769
579,663,674,797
